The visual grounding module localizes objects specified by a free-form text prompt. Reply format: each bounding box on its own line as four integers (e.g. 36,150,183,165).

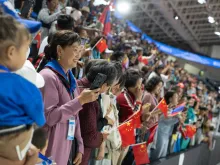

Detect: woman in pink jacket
40,30,100,165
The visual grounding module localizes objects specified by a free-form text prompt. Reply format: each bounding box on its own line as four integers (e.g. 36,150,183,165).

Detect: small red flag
118,120,135,147
180,125,196,139
185,125,197,138
96,38,108,53
147,123,158,145
35,32,41,49
133,142,150,165
127,110,141,129
157,98,168,117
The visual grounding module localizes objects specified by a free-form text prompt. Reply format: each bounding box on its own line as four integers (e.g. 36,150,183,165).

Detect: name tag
67,117,76,140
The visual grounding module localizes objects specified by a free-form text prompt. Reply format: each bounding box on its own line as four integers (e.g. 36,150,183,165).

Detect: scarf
45,60,76,95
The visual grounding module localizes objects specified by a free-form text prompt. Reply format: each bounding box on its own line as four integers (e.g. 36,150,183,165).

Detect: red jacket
117,89,137,123
77,78,103,165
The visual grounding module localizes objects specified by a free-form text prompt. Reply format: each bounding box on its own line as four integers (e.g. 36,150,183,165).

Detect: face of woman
111,83,121,96
48,0,59,12
154,82,163,95
58,42,82,70
171,93,179,106
128,78,142,96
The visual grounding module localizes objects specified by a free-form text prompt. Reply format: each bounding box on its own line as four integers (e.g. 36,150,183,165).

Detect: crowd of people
0,0,220,165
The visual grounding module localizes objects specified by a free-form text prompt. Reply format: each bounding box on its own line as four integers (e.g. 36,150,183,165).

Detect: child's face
7,38,30,71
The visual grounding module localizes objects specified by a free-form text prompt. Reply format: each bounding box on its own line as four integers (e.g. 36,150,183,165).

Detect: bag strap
46,66,74,99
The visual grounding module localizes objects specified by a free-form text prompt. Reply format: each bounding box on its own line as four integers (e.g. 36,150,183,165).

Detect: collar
45,60,76,93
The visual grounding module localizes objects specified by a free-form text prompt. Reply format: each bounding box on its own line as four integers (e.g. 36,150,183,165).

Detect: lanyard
38,153,53,165
0,65,10,72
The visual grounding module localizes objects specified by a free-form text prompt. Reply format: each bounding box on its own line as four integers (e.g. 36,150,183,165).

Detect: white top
38,36,48,55
148,71,170,98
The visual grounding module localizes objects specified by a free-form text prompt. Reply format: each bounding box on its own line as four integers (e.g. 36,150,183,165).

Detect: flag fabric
169,103,186,117
99,3,111,35
185,125,197,138
96,38,108,53
157,98,168,117
127,110,141,129
133,142,150,165
180,125,196,139
147,123,158,145
118,120,135,147
99,6,109,24
35,32,41,49
122,56,129,69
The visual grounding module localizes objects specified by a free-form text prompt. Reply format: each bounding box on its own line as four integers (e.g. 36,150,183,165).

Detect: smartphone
20,0,34,18
90,73,107,90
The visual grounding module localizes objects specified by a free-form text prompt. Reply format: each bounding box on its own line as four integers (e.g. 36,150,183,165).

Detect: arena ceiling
121,0,220,54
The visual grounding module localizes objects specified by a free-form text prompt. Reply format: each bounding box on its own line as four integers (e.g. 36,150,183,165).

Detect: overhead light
174,16,179,20
198,0,206,4
116,2,130,14
208,16,215,23
214,31,220,36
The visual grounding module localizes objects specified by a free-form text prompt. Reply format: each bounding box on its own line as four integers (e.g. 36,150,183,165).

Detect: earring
58,56,61,61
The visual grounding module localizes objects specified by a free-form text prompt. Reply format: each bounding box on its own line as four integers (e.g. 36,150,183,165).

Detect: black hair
110,51,125,62
200,106,208,111
164,90,177,105
86,60,117,86
145,76,163,93
44,30,80,61
84,59,101,75
124,69,142,89
112,62,123,81
0,125,32,138
136,49,143,54
32,128,48,150
117,73,126,89
155,65,164,75
72,0,80,10
57,14,74,30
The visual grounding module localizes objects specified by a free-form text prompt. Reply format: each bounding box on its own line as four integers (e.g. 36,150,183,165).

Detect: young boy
32,128,52,165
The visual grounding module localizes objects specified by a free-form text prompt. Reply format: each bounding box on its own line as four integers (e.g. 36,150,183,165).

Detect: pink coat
40,68,84,165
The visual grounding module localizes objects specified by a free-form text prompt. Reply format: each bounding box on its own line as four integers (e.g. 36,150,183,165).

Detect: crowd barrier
150,138,220,165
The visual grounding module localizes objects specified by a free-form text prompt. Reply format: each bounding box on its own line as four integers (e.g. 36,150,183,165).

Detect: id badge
67,117,76,140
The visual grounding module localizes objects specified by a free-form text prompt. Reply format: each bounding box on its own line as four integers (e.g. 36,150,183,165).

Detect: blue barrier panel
114,12,220,68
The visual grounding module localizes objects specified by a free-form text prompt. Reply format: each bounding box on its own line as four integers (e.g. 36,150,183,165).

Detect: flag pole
91,37,103,50
130,141,146,147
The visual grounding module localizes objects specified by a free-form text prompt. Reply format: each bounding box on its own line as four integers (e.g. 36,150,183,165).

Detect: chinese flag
118,120,135,147
185,125,196,138
138,56,148,65
127,110,141,129
147,123,158,145
133,143,150,165
157,98,168,117
96,38,108,53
